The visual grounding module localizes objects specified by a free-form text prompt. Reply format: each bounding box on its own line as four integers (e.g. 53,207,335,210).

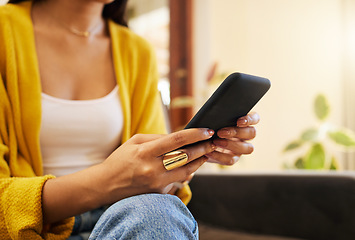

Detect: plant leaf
294,157,305,169
330,156,338,170
328,129,355,147
301,128,318,141
314,94,330,121
304,143,326,169
284,140,304,152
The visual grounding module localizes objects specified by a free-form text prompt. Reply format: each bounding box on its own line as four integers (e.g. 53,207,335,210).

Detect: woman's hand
206,112,260,165
99,128,216,205
42,128,215,224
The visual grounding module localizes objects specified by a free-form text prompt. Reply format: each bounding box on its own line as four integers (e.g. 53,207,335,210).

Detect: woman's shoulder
109,21,154,55
0,1,31,27
0,4,11,22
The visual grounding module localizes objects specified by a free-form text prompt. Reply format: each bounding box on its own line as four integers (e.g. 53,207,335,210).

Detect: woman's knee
89,193,198,239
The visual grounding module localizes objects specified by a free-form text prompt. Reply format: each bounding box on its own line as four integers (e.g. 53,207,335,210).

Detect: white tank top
40,86,123,177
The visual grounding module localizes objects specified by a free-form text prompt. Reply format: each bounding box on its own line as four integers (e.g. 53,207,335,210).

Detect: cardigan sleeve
0,72,74,239
0,176,74,240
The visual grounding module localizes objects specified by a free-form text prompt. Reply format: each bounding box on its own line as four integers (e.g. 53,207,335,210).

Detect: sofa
187,171,355,240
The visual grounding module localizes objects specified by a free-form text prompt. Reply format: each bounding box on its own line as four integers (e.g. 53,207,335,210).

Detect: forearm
42,129,216,224
42,164,110,224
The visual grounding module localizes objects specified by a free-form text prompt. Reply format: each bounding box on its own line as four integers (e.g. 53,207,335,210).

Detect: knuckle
130,134,146,144
142,165,154,176
208,142,216,151
138,165,162,190
136,145,146,158
172,132,186,145
202,142,212,153
138,165,154,179
231,128,238,136
131,134,142,141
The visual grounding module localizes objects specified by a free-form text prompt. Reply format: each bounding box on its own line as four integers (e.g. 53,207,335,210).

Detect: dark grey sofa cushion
198,222,303,240
188,171,355,240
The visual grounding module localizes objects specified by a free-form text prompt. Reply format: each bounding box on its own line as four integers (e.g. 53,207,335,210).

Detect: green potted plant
284,94,355,170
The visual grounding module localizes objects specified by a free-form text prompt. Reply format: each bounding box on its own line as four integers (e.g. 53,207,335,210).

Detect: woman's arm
42,128,216,224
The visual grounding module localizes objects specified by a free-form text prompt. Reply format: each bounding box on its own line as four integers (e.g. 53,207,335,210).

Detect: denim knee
89,193,198,240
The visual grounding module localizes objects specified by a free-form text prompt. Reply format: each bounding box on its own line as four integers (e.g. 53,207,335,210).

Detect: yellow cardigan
0,1,191,239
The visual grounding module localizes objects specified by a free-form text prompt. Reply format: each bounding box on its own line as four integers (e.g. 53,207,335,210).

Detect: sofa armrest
188,171,355,240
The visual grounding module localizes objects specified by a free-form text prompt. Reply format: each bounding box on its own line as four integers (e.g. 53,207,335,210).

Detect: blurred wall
2,0,352,171
193,0,350,171
342,0,355,169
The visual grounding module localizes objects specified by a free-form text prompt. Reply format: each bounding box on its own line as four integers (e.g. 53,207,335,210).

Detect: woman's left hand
206,112,260,165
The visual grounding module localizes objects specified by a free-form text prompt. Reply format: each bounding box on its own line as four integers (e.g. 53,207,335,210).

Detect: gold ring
163,150,188,171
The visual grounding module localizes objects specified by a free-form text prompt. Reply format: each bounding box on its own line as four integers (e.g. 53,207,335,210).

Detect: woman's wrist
41,164,112,224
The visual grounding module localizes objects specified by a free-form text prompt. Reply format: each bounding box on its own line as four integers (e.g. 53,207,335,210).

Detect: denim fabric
68,206,107,240
88,193,198,239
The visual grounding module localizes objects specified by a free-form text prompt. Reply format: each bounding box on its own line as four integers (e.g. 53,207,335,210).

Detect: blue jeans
69,193,199,239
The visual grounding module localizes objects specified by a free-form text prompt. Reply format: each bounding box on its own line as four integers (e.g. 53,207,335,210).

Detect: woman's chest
34,34,117,100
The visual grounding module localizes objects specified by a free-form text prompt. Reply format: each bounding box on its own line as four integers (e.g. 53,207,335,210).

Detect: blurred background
126,0,355,172
2,0,355,172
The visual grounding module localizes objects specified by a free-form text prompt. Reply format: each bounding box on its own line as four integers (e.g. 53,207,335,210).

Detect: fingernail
218,129,230,137
207,129,215,137
229,156,240,165
237,118,248,126
213,139,227,147
232,156,240,163
248,144,254,153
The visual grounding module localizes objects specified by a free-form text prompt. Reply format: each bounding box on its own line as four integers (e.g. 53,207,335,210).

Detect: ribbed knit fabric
0,176,74,240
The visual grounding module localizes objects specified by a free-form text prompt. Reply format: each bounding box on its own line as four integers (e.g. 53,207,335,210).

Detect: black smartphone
184,72,271,134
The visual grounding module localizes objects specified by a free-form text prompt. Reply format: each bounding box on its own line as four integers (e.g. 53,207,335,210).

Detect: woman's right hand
42,128,215,224
99,128,216,205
